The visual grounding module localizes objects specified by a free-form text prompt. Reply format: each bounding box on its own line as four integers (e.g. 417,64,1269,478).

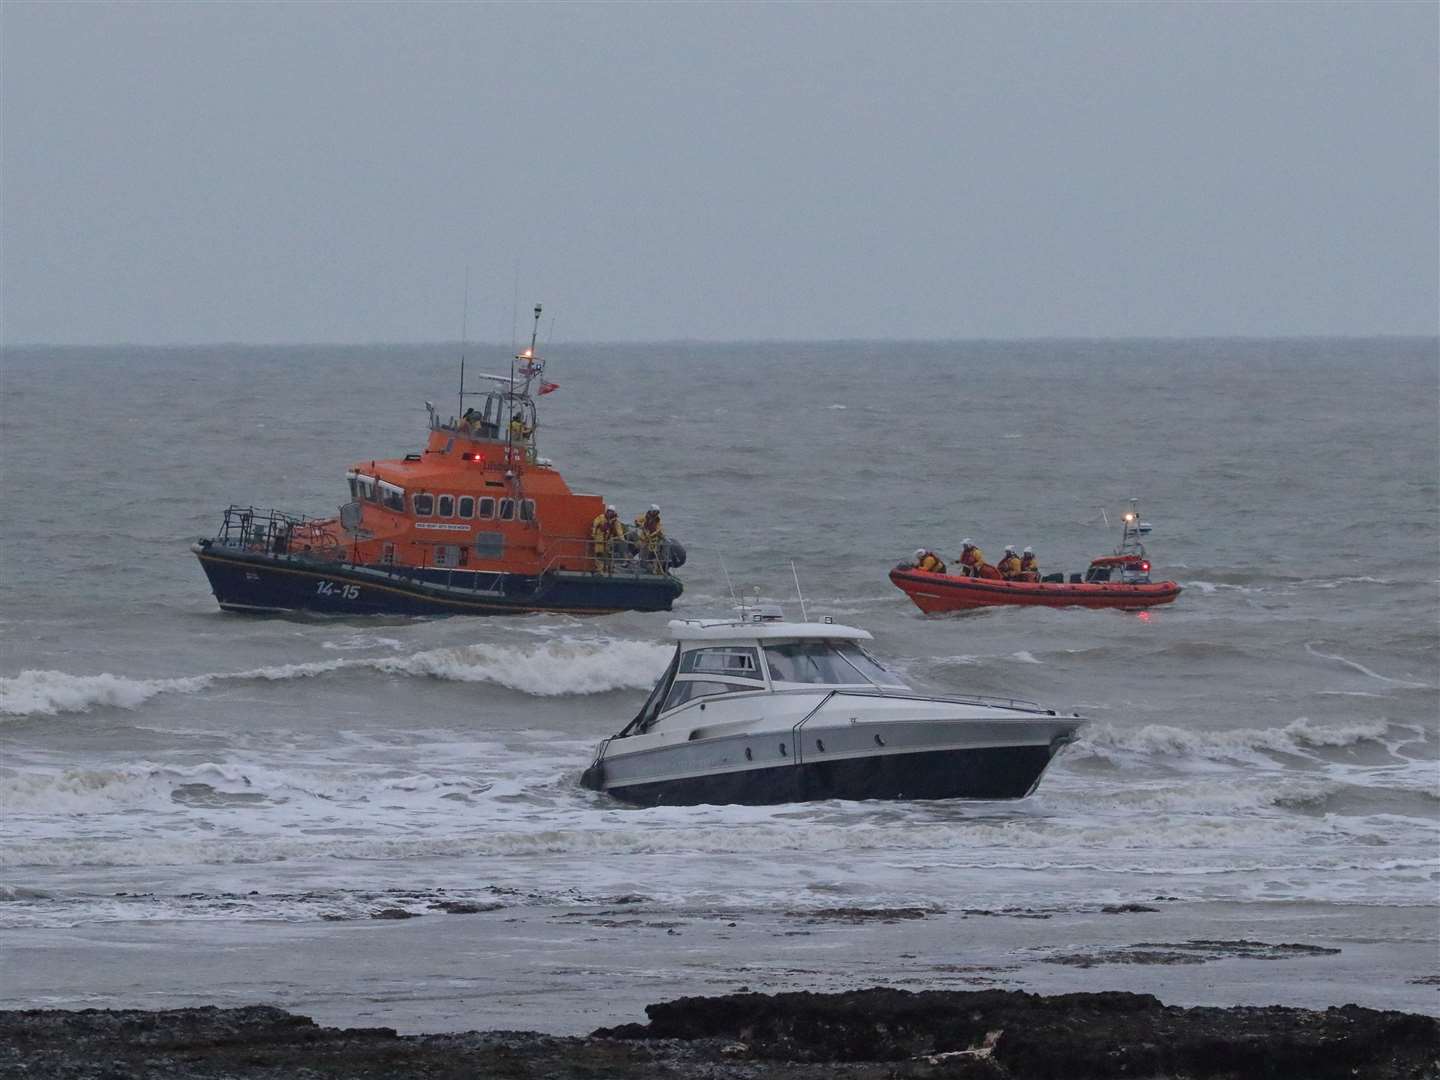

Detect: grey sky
2,1,1435,344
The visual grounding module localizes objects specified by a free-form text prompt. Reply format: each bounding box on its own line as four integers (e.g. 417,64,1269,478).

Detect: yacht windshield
834,642,905,687
764,641,876,685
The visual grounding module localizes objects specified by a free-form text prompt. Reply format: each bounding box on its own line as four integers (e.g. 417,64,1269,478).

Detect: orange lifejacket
997,554,1023,580
959,546,985,573
1020,554,1039,576
918,553,946,574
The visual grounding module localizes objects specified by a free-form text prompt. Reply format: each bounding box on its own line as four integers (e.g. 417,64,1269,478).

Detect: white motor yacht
580,606,1085,806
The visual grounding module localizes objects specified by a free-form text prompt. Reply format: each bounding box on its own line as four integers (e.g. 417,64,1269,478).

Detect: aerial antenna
719,555,739,609
790,560,809,623
510,261,520,353
457,266,470,418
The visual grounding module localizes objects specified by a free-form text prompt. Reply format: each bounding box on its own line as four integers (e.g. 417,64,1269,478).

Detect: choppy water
1,339,1436,943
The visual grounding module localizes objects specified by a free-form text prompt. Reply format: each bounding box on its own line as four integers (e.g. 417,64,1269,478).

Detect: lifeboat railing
209,505,342,560
534,535,678,581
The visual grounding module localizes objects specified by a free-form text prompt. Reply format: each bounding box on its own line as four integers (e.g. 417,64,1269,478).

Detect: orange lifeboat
192,306,684,616
891,502,1181,613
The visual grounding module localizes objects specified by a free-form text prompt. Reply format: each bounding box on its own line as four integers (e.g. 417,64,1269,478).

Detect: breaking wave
0,638,674,717
1073,716,1415,762
1304,642,1434,689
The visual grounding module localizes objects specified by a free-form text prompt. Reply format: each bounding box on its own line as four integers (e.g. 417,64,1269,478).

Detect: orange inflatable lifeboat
891,502,1182,613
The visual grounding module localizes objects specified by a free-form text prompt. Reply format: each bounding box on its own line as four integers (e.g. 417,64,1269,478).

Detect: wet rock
787,907,937,924
428,900,504,914
1047,938,1343,967
1100,903,1159,914
596,988,1440,1078
3,991,1436,1079
369,907,418,920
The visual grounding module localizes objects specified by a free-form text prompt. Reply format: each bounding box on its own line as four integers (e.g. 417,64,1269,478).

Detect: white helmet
605,504,617,514
1023,546,1033,554
650,504,661,513
961,537,974,547
1004,544,1017,554
914,549,927,560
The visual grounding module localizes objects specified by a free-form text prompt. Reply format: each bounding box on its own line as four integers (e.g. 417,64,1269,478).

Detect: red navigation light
461,452,485,465
1141,561,1150,572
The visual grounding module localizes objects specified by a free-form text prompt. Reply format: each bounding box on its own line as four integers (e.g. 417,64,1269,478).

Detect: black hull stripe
591,745,1057,807
195,550,679,615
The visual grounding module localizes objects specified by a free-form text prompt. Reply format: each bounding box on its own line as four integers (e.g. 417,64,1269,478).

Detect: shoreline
4,899,1436,1036
4,989,1437,1079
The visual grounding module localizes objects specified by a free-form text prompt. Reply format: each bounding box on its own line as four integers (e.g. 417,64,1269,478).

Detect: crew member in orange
997,545,1023,580
913,548,947,574
591,505,626,574
509,412,533,441
634,505,666,573
1018,546,1041,582
958,539,986,577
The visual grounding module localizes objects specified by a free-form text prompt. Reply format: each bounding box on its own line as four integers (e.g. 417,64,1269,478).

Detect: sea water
1,338,1436,1025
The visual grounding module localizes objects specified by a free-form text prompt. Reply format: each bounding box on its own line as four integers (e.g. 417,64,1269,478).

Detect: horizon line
3,331,1437,350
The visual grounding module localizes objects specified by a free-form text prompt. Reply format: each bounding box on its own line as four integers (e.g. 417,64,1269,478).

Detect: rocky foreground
2,988,1435,1079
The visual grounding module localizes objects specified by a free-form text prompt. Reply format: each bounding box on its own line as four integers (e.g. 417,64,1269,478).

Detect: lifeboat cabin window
762,641,875,686
378,481,405,513
679,647,763,680
381,542,395,566
499,499,516,521
437,494,454,517
1084,565,1112,583
412,493,434,516
457,496,475,519
346,472,359,499
477,497,496,520
662,679,745,712
353,475,378,502
520,499,536,522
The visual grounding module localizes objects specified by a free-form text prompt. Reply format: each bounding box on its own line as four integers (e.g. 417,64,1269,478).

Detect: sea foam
0,638,673,717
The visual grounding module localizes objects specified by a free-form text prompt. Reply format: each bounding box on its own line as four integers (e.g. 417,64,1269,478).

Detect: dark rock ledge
2,988,1436,1080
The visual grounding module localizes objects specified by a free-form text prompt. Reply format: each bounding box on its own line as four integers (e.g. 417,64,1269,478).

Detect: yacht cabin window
412,493,434,516
763,641,884,685
679,647,763,680
662,679,746,712
457,496,475,519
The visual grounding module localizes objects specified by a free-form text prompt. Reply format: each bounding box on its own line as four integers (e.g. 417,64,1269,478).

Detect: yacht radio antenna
719,555,739,608
790,560,809,623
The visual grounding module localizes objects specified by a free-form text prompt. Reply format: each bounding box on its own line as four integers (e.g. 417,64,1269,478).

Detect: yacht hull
589,743,1060,806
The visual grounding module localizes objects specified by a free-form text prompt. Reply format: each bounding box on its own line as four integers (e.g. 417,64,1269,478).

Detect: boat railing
772,686,1043,713
210,505,341,558
536,534,677,581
